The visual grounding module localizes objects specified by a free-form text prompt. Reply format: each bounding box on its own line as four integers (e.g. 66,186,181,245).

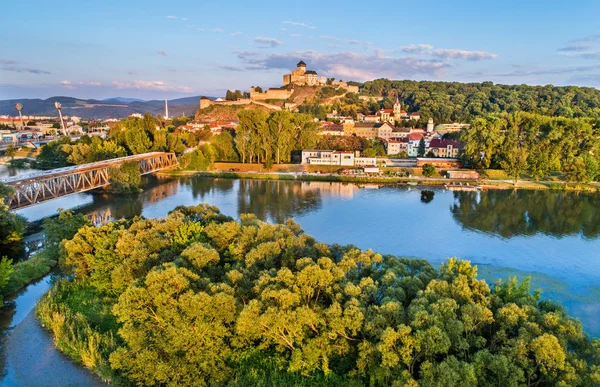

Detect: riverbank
0,275,105,386
159,169,600,192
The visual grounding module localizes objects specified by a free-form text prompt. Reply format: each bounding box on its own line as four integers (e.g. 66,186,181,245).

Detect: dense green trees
357,79,600,123
36,205,600,386
235,111,319,164
108,161,142,194
0,183,26,258
460,112,600,181
34,114,196,169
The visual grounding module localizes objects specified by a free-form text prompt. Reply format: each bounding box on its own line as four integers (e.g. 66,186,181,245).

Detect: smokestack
165,99,169,119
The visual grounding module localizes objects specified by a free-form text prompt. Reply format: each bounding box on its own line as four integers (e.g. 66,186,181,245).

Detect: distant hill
0,95,217,119
102,97,145,103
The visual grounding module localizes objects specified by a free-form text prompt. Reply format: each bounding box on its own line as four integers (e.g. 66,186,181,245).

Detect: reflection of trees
188,177,235,199
451,190,600,238
237,180,322,223
421,190,435,204
80,176,181,222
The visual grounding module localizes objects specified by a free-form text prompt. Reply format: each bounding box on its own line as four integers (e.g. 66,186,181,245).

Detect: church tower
427,118,435,133
393,96,401,120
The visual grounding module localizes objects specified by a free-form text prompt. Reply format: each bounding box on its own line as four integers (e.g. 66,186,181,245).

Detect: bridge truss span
2,152,178,209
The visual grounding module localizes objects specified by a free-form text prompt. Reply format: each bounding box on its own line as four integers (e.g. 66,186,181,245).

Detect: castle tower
393,96,401,119
427,118,434,133
297,60,307,75
199,96,211,110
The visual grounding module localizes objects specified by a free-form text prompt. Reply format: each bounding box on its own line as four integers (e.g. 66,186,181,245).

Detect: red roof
409,112,420,116
383,109,393,113
407,133,423,141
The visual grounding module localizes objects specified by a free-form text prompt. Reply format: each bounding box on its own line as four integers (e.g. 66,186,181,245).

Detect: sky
2,0,600,100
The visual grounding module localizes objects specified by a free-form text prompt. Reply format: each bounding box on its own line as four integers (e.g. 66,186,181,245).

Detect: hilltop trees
357,79,600,122
36,205,600,386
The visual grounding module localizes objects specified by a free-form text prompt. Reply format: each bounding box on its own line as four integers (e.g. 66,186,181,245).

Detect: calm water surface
15,175,600,337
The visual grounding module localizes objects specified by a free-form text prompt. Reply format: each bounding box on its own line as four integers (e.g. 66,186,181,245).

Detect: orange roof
407,133,423,141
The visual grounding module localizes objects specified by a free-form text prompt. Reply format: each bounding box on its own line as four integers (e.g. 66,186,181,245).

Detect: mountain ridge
0,95,217,119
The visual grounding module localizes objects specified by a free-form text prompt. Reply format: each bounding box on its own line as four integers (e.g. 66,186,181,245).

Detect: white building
301,150,354,166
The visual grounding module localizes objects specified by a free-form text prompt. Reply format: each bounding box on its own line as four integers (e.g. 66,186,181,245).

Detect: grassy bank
160,169,600,192
3,252,57,295
161,170,450,186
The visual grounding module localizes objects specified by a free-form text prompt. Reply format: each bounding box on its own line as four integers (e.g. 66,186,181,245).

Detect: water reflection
420,190,435,204
236,180,323,224
451,190,600,238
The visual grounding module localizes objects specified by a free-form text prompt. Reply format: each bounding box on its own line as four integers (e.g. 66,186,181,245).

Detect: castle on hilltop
282,61,359,92
283,61,323,86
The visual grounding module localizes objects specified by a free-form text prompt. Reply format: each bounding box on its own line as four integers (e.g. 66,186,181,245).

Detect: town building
301,150,376,167
428,139,463,158
301,150,355,166
386,138,409,155
319,124,345,136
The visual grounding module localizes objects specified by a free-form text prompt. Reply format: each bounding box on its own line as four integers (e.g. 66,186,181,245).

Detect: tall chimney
165,99,169,119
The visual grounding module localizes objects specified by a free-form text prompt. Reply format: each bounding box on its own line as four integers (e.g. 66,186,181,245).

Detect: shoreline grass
159,169,600,192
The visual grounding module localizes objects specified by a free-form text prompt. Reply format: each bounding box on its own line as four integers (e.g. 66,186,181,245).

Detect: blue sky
2,0,600,100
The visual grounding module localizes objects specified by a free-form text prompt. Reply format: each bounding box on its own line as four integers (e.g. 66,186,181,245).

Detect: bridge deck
2,152,178,209
2,152,171,184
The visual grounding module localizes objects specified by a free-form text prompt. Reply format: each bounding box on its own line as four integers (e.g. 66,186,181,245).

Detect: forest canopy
356,79,600,123
37,205,600,386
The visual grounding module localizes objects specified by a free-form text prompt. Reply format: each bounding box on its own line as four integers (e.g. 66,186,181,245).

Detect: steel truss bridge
2,152,178,209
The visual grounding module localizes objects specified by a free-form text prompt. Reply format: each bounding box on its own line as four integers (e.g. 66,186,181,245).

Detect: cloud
558,43,592,53
235,50,451,81
219,65,244,72
1,59,51,74
59,80,103,89
211,28,223,33
230,32,242,37
400,44,496,61
157,50,167,56
492,64,600,77
166,15,177,19
557,36,600,60
348,39,373,47
112,80,193,93
432,48,496,61
254,37,283,48
572,33,600,43
401,44,434,54
289,33,302,38
166,15,187,20
282,21,316,30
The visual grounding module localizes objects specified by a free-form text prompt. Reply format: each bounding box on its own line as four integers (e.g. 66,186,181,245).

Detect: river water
2,171,600,384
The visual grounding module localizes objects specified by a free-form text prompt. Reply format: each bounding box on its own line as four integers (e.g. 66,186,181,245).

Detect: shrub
108,161,141,194
422,163,436,177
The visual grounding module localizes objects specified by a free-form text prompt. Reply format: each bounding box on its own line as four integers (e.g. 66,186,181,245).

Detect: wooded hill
354,79,600,123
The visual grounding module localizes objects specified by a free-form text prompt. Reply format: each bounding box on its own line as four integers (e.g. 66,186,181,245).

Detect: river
2,171,600,384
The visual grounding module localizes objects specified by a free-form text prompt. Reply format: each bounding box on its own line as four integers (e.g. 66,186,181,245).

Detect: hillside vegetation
195,103,275,121
355,79,600,123
37,205,600,386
